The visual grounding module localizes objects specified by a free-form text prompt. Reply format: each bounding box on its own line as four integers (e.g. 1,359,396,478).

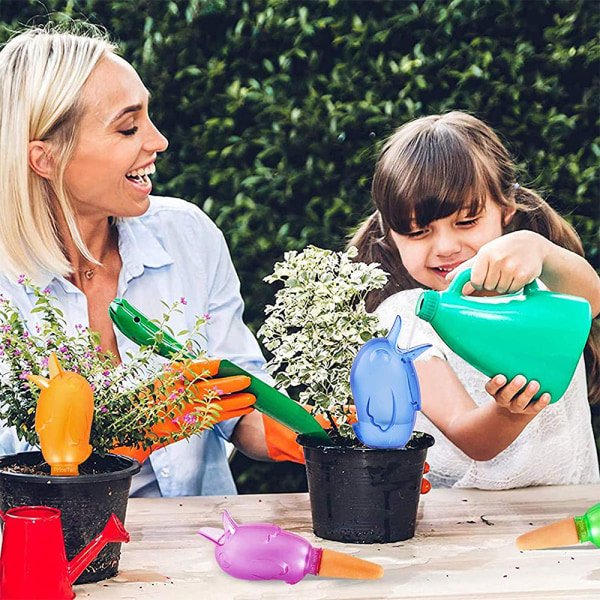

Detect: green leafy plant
0,279,222,456
258,246,387,438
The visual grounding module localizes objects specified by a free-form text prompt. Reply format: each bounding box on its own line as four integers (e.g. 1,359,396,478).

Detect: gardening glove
263,406,358,464
112,359,256,463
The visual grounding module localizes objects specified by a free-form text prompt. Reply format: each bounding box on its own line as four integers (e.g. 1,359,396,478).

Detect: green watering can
109,299,330,442
415,268,592,403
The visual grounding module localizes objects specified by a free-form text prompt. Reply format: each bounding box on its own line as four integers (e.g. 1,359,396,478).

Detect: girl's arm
538,236,600,316
417,357,550,461
449,230,600,317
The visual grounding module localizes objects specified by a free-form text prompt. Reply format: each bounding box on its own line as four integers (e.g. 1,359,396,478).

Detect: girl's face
390,198,508,291
62,53,168,220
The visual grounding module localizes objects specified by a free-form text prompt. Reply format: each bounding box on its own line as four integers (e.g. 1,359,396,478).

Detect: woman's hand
485,373,551,415
447,231,550,295
111,359,256,463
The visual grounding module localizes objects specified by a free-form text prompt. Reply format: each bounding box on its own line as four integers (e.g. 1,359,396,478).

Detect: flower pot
298,432,434,544
0,451,140,584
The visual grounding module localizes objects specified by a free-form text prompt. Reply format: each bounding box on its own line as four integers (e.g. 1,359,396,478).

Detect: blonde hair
350,112,600,403
0,24,116,281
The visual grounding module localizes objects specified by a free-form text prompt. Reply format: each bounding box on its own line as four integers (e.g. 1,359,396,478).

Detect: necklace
73,226,117,281
75,266,98,280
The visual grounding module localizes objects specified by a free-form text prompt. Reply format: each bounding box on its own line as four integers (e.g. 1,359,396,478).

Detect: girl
351,112,600,488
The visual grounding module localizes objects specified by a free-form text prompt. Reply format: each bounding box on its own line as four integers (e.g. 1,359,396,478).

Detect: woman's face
62,53,168,219
390,198,507,291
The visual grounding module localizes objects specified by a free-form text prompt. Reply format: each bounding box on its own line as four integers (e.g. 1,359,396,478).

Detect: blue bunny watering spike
350,316,431,449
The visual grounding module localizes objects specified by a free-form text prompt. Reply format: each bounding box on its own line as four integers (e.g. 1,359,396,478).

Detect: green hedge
1,0,598,330
1,0,598,490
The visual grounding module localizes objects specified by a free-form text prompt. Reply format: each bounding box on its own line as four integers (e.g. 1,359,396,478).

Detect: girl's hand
485,374,551,415
447,231,551,295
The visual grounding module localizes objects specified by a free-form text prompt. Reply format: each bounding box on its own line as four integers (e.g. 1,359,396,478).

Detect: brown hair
349,112,599,404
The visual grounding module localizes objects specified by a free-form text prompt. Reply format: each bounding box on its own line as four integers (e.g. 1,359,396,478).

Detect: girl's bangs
380,130,490,234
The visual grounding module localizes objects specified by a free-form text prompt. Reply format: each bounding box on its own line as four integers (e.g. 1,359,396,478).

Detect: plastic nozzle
317,548,384,580
415,291,439,322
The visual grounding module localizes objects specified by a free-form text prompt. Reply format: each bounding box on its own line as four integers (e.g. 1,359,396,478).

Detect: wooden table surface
75,485,600,600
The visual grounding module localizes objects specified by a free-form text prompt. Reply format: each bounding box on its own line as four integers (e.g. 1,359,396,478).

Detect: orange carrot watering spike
27,353,93,476
516,503,600,550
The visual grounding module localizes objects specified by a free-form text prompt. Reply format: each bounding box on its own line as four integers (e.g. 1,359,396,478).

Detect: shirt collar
117,216,173,281
26,215,174,294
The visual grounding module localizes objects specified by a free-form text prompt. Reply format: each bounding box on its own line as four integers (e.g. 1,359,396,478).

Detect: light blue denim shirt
0,196,271,496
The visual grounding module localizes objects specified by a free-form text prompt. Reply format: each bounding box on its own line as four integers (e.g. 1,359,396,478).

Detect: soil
325,428,430,450
1,458,112,476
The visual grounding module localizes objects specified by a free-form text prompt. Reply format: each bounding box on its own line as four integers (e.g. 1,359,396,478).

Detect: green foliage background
1,0,598,492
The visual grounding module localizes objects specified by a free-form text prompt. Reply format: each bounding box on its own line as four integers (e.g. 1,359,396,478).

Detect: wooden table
75,485,600,599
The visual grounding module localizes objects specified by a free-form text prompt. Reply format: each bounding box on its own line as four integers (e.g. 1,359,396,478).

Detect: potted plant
258,246,434,544
0,280,220,583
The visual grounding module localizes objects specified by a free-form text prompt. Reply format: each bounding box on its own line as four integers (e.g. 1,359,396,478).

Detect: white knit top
375,288,600,489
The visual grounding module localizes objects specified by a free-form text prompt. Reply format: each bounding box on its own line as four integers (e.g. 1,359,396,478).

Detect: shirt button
160,468,170,478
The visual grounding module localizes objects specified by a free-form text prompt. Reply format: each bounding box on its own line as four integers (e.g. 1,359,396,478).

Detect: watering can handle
447,268,541,296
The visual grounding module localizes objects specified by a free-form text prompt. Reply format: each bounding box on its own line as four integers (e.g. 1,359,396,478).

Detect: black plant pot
0,451,140,584
298,432,435,544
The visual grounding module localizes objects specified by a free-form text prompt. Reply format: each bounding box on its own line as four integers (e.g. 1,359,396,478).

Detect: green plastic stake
109,299,331,442
416,268,592,403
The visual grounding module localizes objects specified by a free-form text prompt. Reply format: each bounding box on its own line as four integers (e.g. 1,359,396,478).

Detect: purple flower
180,297,188,306
99,405,108,413
42,288,51,295
17,275,25,285
59,346,68,353
1,324,11,333
18,371,31,380
204,313,211,321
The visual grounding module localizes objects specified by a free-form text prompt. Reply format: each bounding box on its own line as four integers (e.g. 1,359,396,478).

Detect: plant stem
325,410,339,436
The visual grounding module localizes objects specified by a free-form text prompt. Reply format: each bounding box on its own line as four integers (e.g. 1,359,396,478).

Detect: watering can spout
67,514,129,584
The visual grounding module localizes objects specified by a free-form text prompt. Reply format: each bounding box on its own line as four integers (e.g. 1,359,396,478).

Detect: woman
0,25,284,496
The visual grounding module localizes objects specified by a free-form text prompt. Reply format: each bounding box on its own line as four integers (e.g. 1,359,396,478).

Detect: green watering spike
416,268,592,403
108,298,331,442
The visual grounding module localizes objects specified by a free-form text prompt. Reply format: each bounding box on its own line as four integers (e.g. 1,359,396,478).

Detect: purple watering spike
199,511,383,584
350,315,431,449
